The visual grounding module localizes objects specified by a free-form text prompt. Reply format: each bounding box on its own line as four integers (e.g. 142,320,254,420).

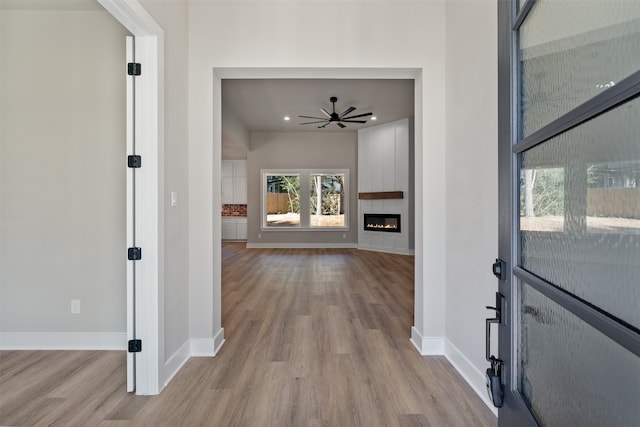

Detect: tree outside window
310,174,345,227
266,175,300,227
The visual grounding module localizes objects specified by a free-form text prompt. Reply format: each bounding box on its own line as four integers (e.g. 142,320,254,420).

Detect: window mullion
299,171,311,228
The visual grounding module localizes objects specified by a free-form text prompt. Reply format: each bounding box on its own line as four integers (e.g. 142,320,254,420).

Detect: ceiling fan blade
341,120,367,124
300,120,329,125
337,122,346,128
320,108,331,118
339,106,356,117
318,122,331,128
341,112,373,120
298,115,327,120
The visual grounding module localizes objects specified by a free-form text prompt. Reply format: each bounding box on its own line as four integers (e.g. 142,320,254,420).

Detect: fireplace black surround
363,213,401,233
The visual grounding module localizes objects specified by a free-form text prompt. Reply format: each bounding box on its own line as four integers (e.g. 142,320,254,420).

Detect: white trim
246,243,359,249
0,332,127,350
162,332,227,387
125,34,135,394
214,68,421,80
213,328,225,356
132,34,162,396
190,327,225,357
190,338,215,356
357,246,415,256
161,340,191,388
410,326,444,355
444,338,498,416
97,0,162,36
98,0,164,396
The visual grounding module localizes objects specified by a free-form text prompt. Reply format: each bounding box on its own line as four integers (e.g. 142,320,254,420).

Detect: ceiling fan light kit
299,96,373,128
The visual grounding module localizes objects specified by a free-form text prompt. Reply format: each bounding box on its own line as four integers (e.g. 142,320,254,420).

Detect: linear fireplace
363,213,401,233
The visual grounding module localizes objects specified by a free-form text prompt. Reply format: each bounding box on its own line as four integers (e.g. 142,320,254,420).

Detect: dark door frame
497,0,640,425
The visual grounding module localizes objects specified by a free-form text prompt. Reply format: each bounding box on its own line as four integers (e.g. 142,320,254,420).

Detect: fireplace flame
363,213,401,233
366,223,397,229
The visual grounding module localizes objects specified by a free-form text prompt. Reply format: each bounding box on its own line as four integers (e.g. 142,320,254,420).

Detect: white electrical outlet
71,299,81,314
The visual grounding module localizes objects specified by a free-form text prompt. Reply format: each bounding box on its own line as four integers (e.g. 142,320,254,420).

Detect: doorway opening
216,70,420,350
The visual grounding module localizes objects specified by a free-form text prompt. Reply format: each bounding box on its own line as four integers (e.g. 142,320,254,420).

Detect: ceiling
222,79,414,156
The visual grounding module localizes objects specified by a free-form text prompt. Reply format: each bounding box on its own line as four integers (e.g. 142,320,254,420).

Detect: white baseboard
0,332,127,350
190,328,225,357
357,245,415,256
246,243,358,249
444,338,498,416
409,327,444,355
190,338,215,356
213,327,225,356
161,340,191,389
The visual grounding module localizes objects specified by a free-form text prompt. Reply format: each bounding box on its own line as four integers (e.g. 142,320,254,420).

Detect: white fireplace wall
358,118,414,255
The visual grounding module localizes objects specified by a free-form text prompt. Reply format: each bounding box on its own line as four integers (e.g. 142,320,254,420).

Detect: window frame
261,169,349,231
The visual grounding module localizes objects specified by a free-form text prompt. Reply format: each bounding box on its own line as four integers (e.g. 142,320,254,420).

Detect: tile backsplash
222,204,247,217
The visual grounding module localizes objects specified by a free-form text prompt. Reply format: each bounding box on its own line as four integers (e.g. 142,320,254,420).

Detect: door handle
485,291,503,362
485,305,500,362
485,292,505,408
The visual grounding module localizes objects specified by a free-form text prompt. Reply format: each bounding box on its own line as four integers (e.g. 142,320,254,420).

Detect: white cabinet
222,176,234,204
232,160,246,177
222,217,247,240
221,160,247,204
233,176,247,204
221,160,234,177
236,218,247,240
221,218,236,240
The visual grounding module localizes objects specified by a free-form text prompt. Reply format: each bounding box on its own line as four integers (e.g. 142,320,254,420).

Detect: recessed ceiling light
284,116,290,121
371,116,377,121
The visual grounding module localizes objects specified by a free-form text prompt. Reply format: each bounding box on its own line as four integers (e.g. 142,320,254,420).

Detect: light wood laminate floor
0,243,496,426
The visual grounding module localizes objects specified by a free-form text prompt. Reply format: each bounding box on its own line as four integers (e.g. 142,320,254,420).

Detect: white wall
247,131,358,246
0,8,130,346
137,0,191,383
444,0,499,409
187,0,448,359
221,102,250,160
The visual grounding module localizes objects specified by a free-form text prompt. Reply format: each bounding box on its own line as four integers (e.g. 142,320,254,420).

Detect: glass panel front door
519,98,640,329
519,285,640,426
498,1,640,425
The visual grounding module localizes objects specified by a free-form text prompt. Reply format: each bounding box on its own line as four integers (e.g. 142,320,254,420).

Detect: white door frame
211,67,425,355
98,0,164,395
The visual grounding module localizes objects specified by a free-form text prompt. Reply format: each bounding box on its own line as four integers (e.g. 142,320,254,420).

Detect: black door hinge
127,62,141,76
128,339,142,353
128,247,142,261
128,155,142,168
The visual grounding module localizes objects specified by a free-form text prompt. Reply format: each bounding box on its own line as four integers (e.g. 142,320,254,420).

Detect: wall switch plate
171,191,178,207
71,299,81,314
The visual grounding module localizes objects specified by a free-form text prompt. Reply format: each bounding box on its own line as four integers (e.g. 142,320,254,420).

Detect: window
265,174,300,227
262,169,349,230
309,173,345,228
